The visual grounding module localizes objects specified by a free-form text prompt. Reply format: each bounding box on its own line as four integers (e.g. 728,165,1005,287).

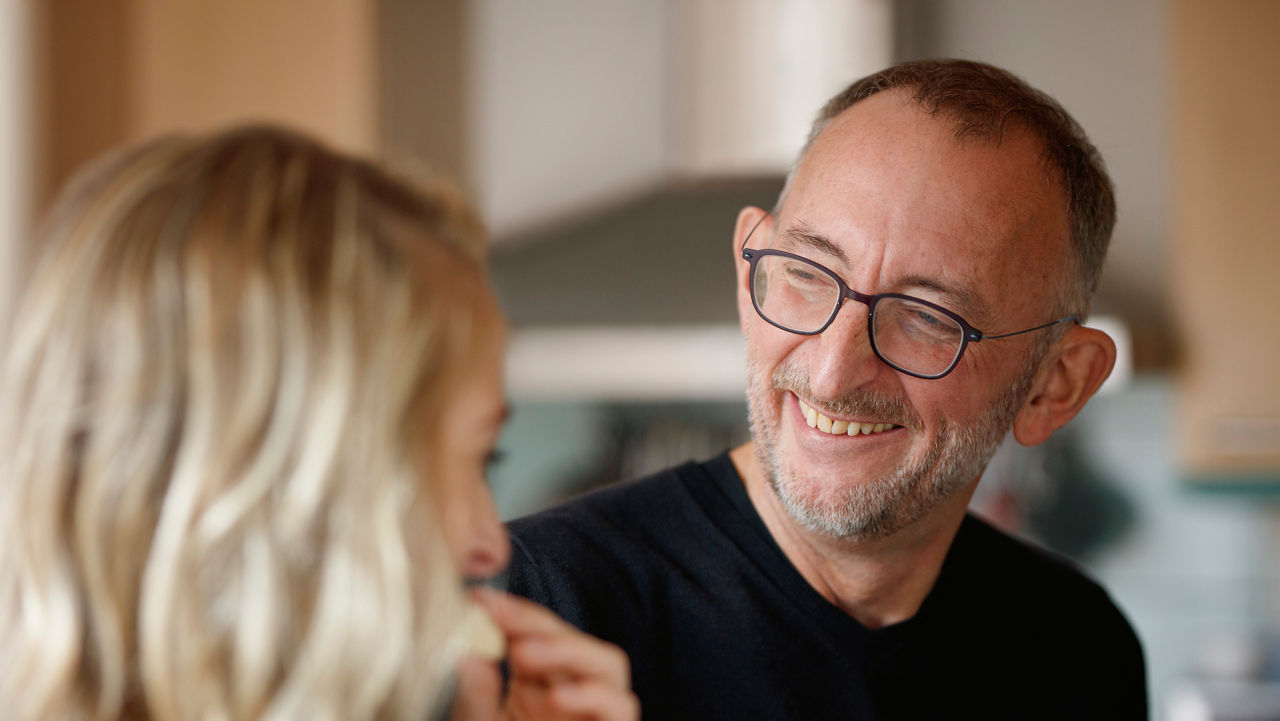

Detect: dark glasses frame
739,214,1078,379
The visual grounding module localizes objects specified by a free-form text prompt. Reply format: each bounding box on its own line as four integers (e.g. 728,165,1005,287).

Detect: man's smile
796,396,903,437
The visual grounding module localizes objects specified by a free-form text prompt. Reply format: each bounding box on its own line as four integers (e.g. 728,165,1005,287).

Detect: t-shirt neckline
681,451,965,656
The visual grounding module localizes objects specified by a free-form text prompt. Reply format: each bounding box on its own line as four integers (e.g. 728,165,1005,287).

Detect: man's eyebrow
776,223,849,265
777,222,987,322
896,274,986,322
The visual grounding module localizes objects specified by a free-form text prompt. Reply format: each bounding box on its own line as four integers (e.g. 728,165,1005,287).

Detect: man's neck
728,443,977,630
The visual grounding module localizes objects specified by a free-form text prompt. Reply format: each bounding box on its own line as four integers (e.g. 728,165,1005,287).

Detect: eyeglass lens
751,254,965,377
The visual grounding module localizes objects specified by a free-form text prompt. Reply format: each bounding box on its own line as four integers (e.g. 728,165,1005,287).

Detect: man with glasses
507,59,1145,719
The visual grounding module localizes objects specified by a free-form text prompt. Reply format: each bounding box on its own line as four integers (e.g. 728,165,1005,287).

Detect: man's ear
733,206,772,330
733,206,771,260
1012,324,1117,446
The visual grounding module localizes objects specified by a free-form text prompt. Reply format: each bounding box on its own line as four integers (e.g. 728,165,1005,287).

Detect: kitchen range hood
490,177,782,400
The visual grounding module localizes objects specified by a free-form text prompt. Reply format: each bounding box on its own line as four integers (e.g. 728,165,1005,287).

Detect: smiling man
507,60,1146,720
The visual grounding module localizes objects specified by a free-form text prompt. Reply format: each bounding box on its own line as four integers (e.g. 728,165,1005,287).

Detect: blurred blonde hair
0,126,495,721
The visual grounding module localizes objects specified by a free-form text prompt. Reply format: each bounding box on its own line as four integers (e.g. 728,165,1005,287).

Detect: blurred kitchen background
3,1,1278,718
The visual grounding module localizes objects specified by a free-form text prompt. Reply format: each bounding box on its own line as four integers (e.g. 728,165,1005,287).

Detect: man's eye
913,309,947,327
781,262,825,286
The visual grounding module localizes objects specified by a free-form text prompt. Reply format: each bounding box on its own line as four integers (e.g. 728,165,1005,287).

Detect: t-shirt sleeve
1043,575,1147,719
946,517,1150,720
1088,593,1149,720
1028,578,1149,719
506,532,551,606
504,510,648,644
505,524,597,633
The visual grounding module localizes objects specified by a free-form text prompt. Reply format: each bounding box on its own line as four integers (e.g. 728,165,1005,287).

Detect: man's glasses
740,216,1077,380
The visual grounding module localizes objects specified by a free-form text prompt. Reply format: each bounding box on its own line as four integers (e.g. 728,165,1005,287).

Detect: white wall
673,0,892,176
0,0,33,331
468,0,670,237
468,0,893,237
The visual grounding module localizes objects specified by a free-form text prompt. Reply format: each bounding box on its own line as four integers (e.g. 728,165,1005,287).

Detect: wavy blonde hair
0,126,495,721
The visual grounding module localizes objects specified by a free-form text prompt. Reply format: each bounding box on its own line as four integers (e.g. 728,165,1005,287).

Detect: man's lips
795,396,904,437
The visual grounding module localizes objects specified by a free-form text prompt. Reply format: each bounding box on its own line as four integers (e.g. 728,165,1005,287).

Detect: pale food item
461,602,506,660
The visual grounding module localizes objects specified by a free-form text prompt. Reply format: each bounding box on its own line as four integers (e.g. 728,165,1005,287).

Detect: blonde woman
0,126,637,721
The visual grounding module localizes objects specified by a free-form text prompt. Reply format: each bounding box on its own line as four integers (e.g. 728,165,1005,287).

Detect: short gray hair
779,59,1114,317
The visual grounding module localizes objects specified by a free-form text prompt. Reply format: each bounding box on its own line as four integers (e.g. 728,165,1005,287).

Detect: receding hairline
774,87,1078,320
781,85,1059,205
774,60,1114,317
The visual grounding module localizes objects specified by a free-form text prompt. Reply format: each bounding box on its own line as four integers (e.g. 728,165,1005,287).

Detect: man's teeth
799,399,896,437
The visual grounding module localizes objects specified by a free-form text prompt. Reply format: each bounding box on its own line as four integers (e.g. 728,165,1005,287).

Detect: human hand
451,589,638,721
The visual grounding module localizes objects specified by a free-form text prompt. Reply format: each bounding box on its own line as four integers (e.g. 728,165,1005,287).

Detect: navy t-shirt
507,452,1146,720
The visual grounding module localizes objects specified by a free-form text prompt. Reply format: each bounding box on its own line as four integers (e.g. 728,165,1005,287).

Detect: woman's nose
460,491,511,580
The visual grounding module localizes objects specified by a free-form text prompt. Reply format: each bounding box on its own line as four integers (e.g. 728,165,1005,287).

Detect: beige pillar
34,0,396,215
1172,0,1280,481
0,0,34,330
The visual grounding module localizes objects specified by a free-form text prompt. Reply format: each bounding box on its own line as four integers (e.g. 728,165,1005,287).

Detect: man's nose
805,300,885,399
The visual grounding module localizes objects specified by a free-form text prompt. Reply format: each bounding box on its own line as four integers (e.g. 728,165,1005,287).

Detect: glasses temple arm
980,314,1080,340
739,213,772,255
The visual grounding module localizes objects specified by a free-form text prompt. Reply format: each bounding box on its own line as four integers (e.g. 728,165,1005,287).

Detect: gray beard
746,355,1038,541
